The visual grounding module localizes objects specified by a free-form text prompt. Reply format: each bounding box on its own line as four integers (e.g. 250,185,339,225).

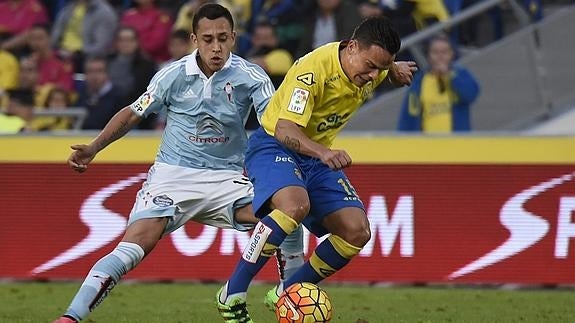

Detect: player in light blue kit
53,4,303,323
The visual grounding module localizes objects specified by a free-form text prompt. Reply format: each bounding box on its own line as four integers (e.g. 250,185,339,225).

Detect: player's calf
283,234,362,287
56,242,144,321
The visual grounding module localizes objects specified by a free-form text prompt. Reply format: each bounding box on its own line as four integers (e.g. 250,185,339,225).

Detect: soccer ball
275,282,332,323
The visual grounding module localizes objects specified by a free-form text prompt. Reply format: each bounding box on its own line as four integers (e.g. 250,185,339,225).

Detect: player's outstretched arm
275,119,352,170
68,107,142,173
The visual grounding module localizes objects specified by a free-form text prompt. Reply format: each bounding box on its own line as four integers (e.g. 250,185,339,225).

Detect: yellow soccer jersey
420,74,452,133
0,50,19,91
260,42,388,147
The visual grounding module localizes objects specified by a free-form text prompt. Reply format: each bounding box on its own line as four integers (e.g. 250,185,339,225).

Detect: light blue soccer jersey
130,51,275,171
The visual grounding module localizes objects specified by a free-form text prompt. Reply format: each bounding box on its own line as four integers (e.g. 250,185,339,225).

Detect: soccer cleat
216,287,254,323
263,286,280,312
52,316,77,323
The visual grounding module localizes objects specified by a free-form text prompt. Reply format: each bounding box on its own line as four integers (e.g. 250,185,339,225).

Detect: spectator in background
108,26,158,129
456,0,542,48
121,0,173,63
51,0,118,73
173,0,204,33
246,22,293,88
0,0,49,53
245,21,294,130
355,0,449,35
166,29,192,64
154,0,187,16
15,56,53,107
456,0,489,46
356,0,417,38
32,86,73,131
240,0,306,57
108,27,157,102
0,47,20,99
296,0,362,59
17,55,71,132
78,56,125,130
411,0,450,30
398,34,479,133
28,24,74,92
0,88,35,133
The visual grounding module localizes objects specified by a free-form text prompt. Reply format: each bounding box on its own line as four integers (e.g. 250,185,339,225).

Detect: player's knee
271,187,310,222
355,226,371,247
341,223,371,247
280,202,310,222
273,199,310,222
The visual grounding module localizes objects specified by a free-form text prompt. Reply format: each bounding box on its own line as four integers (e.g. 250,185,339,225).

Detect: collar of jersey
185,49,233,76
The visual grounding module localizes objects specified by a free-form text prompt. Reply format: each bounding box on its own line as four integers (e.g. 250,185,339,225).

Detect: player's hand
320,149,352,170
68,144,97,173
390,61,418,86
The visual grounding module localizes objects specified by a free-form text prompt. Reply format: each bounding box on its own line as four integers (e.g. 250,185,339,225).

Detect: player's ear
231,31,236,46
348,39,358,55
191,33,198,45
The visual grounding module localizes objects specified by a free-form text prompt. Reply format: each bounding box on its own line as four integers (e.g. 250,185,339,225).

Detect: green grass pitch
1,282,574,322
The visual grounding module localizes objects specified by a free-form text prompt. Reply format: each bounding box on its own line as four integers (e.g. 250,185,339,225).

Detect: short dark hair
84,55,108,69
192,3,234,34
351,16,401,55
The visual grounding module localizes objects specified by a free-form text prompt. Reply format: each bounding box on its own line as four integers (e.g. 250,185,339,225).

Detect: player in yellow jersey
217,16,417,322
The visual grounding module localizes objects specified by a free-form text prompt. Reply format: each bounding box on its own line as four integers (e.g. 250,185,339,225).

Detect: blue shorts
245,127,365,237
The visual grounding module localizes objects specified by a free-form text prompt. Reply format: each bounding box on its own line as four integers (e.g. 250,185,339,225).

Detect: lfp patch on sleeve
131,92,155,115
287,88,309,115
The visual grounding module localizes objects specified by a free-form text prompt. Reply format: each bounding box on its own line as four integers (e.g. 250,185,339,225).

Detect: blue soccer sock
223,209,298,302
283,234,361,289
64,242,145,321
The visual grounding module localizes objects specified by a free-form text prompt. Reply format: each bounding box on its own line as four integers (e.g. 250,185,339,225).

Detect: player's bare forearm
282,135,301,152
68,107,139,173
89,107,142,153
275,120,352,170
275,119,330,159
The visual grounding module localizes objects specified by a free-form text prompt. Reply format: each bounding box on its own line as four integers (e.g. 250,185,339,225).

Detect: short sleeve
129,66,176,117
275,58,322,128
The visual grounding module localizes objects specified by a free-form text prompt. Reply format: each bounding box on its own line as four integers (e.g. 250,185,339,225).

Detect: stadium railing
400,0,530,68
33,107,88,131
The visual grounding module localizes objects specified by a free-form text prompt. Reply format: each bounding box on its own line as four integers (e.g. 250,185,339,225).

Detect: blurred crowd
0,0,544,133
